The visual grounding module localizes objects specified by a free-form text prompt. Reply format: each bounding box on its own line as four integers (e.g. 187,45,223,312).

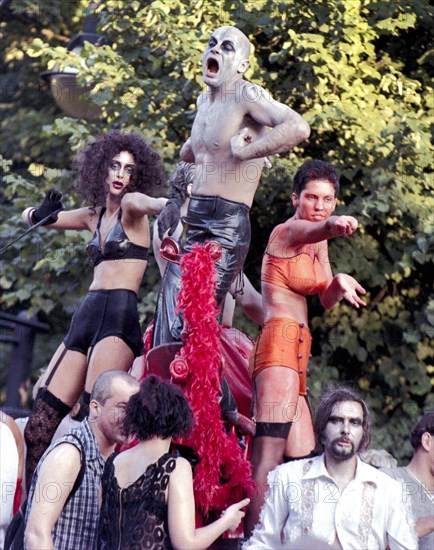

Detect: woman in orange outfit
245,159,367,534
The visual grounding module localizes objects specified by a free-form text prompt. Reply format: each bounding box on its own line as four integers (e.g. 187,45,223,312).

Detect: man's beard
329,437,357,460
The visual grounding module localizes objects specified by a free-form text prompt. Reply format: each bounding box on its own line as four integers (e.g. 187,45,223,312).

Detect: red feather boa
175,243,254,516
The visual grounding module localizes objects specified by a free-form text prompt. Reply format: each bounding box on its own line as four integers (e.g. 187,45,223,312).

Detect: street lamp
40,13,106,121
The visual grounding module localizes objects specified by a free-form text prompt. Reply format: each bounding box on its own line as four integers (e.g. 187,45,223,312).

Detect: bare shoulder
43,441,82,470
171,456,192,478
174,456,192,472
168,457,193,499
271,219,292,240
241,82,273,102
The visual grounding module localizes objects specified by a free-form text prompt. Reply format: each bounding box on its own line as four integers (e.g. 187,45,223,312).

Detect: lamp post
40,11,106,121
1,311,49,412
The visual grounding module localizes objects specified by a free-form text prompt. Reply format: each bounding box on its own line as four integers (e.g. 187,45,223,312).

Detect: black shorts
64,289,143,357
152,194,251,346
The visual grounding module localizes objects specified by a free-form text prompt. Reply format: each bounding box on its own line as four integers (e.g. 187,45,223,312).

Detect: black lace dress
97,452,177,549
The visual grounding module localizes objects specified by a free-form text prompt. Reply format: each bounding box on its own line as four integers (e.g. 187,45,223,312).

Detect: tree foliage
1,0,433,461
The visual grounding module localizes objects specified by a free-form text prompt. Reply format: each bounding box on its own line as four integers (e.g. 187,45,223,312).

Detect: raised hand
157,197,183,239
327,215,358,237
31,189,63,225
220,498,250,531
230,127,253,159
334,273,367,308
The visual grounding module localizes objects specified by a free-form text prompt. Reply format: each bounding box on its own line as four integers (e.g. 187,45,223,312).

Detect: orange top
261,226,328,296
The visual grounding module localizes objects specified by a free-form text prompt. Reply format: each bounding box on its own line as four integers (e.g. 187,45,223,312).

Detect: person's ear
331,197,337,213
421,431,433,452
292,193,299,209
89,399,101,421
237,59,249,74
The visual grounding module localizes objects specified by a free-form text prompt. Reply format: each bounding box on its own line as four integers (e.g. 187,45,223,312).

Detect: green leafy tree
1,0,432,460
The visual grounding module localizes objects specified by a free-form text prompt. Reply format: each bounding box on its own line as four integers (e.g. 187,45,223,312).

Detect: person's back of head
314,383,372,453
409,411,434,451
122,374,193,441
89,370,139,448
90,370,138,405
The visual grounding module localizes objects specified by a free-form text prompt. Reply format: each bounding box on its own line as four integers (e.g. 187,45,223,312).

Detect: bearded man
244,385,417,549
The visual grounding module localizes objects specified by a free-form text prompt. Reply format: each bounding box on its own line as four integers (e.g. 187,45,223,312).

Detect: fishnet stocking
24,388,71,491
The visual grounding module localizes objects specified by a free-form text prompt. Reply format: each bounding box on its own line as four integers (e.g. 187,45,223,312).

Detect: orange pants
249,317,311,396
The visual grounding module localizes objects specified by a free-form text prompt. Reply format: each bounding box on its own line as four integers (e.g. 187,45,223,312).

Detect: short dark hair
91,370,138,406
169,162,195,203
314,384,372,452
123,374,194,440
74,130,165,207
409,411,434,449
293,160,340,196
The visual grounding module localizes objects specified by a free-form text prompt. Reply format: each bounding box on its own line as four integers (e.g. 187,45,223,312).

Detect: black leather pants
152,194,251,346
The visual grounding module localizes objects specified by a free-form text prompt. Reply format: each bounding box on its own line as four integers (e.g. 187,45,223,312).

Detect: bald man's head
214,26,251,58
202,26,251,87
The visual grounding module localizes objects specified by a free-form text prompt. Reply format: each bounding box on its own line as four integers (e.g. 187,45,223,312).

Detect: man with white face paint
244,385,417,549
154,26,310,345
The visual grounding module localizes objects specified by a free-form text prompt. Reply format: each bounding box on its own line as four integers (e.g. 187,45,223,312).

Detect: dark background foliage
1,0,433,461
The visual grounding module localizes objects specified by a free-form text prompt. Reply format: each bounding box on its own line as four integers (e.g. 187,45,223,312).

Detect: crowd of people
1,24,432,550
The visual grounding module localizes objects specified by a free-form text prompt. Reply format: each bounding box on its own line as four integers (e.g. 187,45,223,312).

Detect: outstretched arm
230,85,310,161
168,457,249,550
310,217,366,309
121,192,167,219
22,206,95,232
284,215,359,248
320,273,367,309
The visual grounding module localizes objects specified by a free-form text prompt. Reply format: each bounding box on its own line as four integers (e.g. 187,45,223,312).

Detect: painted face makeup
106,151,136,195
202,27,250,88
293,179,336,222
322,401,364,461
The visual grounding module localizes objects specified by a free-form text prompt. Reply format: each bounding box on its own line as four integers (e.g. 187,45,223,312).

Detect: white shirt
0,422,19,547
244,455,417,549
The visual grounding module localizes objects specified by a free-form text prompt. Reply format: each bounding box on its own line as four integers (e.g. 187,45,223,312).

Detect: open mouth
113,181,123,190
206,58,219,76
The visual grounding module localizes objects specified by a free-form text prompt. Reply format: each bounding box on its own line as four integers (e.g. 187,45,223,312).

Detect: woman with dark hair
22,131,167,489
245,159,367,534
97,375,249,549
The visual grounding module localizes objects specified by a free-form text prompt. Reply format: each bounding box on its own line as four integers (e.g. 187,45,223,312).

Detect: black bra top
86,208,149,267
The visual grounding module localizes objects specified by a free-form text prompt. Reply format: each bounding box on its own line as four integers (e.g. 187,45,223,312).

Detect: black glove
31,189,63,225
157,197,183,239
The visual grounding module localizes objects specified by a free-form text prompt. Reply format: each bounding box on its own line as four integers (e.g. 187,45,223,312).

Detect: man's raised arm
231,84,310,160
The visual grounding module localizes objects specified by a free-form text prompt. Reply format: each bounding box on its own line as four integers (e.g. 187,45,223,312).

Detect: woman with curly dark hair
21,131,167,489
97,375,249,550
